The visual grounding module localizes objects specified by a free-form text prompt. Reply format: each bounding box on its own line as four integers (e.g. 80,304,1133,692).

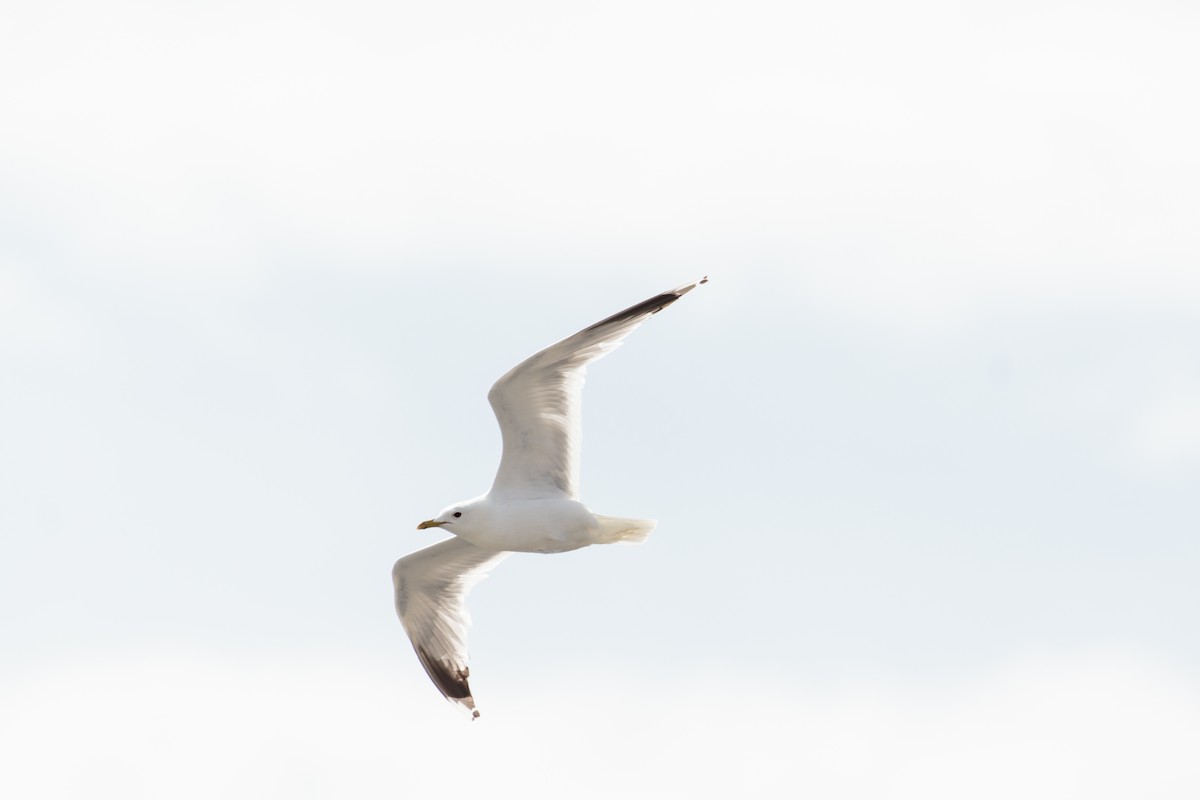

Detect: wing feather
392,537,509,718
487,277,705,499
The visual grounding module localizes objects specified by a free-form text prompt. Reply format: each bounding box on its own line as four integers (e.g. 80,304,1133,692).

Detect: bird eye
453,512,462,518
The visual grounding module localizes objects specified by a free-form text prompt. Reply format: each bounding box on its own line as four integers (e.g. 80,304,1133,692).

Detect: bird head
417,498,485,534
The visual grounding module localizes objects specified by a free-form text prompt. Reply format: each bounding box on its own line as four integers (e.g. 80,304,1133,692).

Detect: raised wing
487,277,706,500
392,537,509,719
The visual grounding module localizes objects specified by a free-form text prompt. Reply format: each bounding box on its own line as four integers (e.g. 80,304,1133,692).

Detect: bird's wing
487,277,706,500
392,537,510,719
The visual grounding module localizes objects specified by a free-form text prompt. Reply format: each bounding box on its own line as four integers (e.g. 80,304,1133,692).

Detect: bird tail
594,515,657,544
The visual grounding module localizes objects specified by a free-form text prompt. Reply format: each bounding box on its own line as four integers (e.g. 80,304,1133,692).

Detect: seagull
393,277,706,718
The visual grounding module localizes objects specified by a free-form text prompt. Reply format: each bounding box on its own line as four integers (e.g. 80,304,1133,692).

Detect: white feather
487,278,704,500
394,277,705,716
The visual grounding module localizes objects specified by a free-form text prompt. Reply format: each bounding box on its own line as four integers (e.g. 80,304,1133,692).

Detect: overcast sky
2,1,1198,798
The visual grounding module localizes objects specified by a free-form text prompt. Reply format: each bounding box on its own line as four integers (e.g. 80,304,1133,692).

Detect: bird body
394,278,705,718
421,495,604,554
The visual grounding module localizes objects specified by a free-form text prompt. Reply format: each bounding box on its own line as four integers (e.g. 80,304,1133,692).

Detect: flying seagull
393,277,706,718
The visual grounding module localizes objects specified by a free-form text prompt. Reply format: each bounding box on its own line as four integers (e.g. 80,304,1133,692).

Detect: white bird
393,278,706,718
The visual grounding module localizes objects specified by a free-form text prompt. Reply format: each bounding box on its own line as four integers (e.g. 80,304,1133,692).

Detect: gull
393,277,706,718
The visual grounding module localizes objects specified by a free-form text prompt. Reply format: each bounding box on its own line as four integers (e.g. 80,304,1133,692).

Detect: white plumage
393,278,705,718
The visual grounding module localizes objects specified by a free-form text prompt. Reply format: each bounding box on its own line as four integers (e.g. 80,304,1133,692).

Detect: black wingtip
416,645,474,701
582,278,705,333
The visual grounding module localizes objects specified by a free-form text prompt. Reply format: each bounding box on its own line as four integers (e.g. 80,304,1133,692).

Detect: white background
2,1,1198,797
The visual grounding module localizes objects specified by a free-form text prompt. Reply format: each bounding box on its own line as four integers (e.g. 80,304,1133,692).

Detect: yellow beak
417,519,447,530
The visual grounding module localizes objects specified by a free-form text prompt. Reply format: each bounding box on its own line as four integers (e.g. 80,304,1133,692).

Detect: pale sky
2,1,1198,798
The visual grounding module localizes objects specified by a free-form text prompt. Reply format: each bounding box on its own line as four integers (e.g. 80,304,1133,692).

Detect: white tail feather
594,515,657,544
